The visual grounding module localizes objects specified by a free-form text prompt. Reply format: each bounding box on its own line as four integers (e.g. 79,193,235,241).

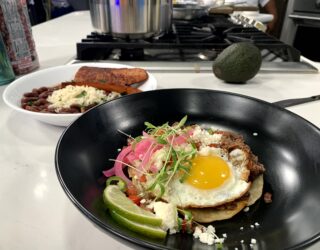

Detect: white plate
3,63,157,127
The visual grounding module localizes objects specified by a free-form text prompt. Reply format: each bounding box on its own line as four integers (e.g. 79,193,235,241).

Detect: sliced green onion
183,210,193,220
75,90,87,98
158,183,165,197
178,218,182,230
144,121,157,129
175,115,188,129
106,176,127,192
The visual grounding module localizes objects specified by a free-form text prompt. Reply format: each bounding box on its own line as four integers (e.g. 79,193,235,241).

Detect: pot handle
273,95,320,108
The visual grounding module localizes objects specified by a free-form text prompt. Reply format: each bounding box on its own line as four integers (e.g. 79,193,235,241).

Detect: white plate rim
2,62,157,120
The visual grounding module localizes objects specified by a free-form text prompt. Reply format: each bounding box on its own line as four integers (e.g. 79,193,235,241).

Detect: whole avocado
212,42,262,83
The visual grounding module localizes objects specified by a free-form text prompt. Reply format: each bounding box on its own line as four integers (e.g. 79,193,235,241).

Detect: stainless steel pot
89,0,110,33
109,0,172,39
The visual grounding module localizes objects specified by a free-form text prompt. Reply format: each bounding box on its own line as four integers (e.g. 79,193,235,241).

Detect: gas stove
75,14,318,73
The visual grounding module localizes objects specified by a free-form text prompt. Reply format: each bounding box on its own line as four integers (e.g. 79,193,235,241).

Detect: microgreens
115,116,196,199
141,116,197,198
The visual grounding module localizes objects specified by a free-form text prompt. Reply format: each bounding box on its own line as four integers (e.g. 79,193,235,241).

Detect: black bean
33,100,41,106
48,108,56,113
69,104,82,112
39,91,51,99
52,86,61,91
25,106,40,112
32,88,40,94
59,108,79,113
38,87,48,92
23,92,38,97
83,103,97,111
22,97,38,102
70,104,81,109
39,98,48,105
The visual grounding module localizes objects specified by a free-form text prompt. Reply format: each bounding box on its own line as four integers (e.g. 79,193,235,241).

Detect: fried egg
159,146,251,208
140,125,252,208
135,125,252,208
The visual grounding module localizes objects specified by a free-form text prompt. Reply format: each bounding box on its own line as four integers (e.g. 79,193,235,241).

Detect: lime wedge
103,185,162,226
110,210,166,239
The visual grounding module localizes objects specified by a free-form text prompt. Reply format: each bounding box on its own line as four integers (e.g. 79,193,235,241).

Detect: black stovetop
76,14,300,62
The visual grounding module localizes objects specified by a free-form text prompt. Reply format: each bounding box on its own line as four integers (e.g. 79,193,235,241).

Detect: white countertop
1,11,320,250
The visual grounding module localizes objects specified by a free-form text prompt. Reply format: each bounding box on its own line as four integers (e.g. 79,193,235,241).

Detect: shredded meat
216,131,265,181
74,66,149,85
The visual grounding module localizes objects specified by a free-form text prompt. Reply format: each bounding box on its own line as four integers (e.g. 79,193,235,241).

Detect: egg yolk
186,155,231,189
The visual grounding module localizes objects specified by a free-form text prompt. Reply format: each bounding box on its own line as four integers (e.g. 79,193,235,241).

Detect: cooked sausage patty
74,66,149,86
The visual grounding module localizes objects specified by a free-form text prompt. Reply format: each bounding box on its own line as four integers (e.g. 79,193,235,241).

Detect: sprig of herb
143,116,197,198
116,116,195,199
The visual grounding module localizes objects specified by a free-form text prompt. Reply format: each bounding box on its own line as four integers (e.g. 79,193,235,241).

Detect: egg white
160,146,251,208
139,125,252,208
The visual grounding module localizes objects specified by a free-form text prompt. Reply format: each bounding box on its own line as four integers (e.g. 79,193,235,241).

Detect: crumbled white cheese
207,225,216,234
193,226,202,239
191,125,222,146
193,225,224,246
199,232,215,245
153,201,178,234
140,199,146,204
250,224,255,229
254,222,260,227
222,233,227,238
240,227,244,231
240,240,244,244
215,238,225,244
251,238,257,244
150,148,168,172
198,145,224,157
243,207,250,212
173,142,194,154
229,148,246,165
47,85,120,111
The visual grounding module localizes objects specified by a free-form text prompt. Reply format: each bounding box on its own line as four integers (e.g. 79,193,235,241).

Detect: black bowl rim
55,88,320,250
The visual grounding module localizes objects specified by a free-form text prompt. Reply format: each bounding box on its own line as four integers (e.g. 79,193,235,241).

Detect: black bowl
55,89,320,250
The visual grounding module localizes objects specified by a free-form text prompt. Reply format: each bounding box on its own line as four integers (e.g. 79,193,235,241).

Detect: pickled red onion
103,145,132,184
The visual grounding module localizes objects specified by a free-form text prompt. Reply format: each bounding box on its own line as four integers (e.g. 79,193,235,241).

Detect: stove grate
77,15,300,62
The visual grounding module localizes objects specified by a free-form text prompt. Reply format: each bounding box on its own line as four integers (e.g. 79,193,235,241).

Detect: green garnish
216,242,224,249
76,90,87,98
106,176,127,192
156,137,167,145
178,208,193,220
175,115,188,129
141,116,196,198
